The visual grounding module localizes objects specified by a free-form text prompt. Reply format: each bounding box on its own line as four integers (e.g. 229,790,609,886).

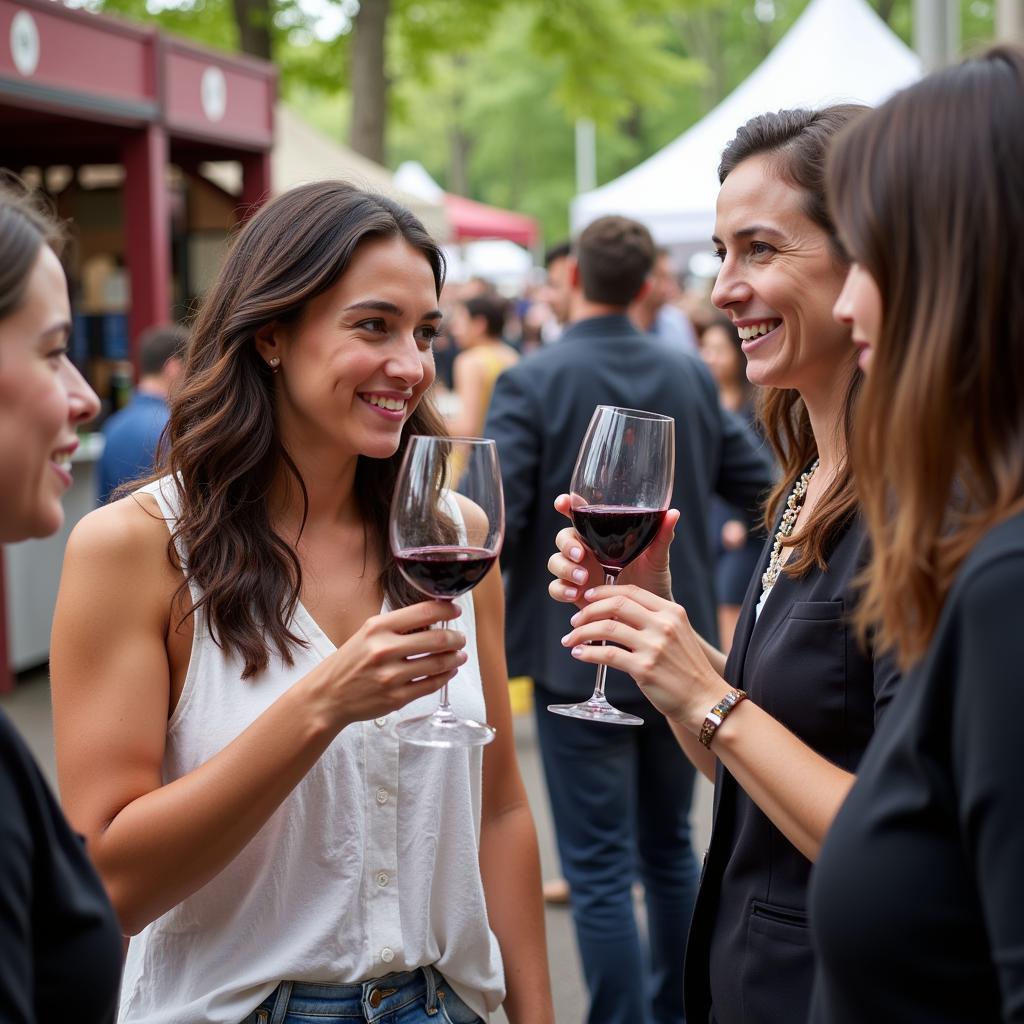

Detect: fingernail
572,568,587,584
560,633,572,646
456,650,468,663
584,588,597,600
570,645,586,657
570,546,583,561
570,611,581,625
563,586,578,600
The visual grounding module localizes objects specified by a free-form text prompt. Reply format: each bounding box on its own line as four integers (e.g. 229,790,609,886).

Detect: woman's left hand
560,584,731,733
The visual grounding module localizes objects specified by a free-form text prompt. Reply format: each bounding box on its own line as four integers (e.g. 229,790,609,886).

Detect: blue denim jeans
534,681,699,1024
239,967,483,1024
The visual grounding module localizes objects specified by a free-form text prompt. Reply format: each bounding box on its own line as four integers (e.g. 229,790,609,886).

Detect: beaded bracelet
698,689,748,748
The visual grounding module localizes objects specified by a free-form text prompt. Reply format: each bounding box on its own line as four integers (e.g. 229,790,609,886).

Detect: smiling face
711,154,852,399
0,245,100,542
832,262,883,373
256,234,441,463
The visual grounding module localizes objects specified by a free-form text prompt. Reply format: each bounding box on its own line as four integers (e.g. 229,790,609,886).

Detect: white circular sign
200,66,227,122
10,10,40,77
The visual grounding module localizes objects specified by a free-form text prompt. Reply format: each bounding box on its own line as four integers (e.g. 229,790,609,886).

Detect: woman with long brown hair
50,182,553,1024
0,177,119,1022
810,46,1024,1023
547,107,900,1024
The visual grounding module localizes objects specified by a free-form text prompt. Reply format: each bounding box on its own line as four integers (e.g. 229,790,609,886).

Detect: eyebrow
344,300,443,321
711,225,786,246
41,320,72,340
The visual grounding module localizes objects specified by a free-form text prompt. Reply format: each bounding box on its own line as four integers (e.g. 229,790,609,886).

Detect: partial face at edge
0,245,100,541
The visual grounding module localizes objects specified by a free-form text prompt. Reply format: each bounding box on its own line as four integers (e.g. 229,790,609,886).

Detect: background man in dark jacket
485,215,773,1024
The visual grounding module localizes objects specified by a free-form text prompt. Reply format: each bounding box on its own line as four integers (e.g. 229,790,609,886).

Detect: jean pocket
436,986,484,1024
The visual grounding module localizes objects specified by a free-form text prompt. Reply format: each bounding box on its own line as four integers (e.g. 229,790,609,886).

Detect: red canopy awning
444,192,538,248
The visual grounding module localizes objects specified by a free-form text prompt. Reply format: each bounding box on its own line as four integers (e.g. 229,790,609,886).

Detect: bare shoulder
451,491,490,538
64,491,178,597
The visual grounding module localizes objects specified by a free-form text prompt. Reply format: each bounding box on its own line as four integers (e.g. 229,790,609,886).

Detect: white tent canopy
571,0,921,248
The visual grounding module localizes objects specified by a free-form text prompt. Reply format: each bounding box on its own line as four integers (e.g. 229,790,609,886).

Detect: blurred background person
700,314,770,650
630,247,699,353
448,291,518,439
96,323,186,504
0,177,120,1022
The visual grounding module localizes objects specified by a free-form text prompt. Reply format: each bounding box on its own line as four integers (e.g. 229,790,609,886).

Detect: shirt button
376,787,389,805
374,717,388,728
376,871,390,887
380,946,395,964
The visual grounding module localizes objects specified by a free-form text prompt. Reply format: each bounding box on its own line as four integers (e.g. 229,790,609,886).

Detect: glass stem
591,572,618,702
437,598,455,714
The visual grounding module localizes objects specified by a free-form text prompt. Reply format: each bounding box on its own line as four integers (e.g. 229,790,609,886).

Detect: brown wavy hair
0,174,65,319
828,46,1024,668
155,181,453,678
718,105,867,575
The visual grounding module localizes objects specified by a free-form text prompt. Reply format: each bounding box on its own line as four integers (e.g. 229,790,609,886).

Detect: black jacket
484,313,773,704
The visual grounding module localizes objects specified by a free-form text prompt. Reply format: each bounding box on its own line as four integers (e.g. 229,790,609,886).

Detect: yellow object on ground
508,676,534,716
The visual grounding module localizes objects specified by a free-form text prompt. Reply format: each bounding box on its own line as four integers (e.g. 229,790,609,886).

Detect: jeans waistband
262,965,442,1022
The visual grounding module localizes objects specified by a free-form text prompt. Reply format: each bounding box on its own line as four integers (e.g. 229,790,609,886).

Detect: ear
632,279,653,306
568,257,581,291
253,322,286,367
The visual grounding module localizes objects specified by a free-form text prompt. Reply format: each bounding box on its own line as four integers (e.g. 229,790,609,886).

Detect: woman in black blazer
809,46,1024,1023
549,106,900,1024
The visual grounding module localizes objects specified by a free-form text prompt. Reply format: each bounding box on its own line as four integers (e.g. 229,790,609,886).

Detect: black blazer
809,511,1024,1024
484,314,773,704
683,512,901,1024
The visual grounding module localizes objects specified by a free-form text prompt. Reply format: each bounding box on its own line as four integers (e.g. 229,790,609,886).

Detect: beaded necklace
759,459,819,598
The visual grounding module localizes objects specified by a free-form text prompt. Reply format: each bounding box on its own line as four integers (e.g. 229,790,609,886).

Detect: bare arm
50,498,467,934
449,351,486,438
560,586,855,861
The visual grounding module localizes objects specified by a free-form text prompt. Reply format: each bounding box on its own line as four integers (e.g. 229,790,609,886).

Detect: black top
809,510,1024,1024
484,314,774,703
0,709,122,1023
683,513,901,1024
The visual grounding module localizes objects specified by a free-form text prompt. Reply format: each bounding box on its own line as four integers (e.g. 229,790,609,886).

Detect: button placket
364,719,402,969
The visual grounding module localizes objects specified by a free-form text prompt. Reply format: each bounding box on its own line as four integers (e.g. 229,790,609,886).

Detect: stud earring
268,356,280,372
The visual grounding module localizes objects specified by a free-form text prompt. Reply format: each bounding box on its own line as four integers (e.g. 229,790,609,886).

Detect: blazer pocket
742,899,814,1024
788,599,844,621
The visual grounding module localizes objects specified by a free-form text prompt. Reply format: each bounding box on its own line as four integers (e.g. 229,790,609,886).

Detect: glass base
547,697,644,726
396,709,496,748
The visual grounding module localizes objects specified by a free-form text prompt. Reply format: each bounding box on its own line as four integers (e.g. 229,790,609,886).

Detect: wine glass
390,435,504,748
548,406,675,726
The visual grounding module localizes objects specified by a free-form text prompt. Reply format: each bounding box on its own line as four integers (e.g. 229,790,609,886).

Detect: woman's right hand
546,494,679,609
316,600,468,727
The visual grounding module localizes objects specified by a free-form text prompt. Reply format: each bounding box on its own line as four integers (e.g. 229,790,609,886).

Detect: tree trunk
350,0,391,164
230,0,271,59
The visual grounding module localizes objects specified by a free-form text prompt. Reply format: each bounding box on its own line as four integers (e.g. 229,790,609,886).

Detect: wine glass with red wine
390,435,504,748
548,406,675,726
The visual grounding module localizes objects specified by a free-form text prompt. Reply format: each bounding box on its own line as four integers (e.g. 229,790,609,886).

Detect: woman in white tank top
48,182,555,1024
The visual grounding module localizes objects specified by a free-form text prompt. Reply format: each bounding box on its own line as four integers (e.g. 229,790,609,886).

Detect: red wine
571,505,666,574
395,545,498,599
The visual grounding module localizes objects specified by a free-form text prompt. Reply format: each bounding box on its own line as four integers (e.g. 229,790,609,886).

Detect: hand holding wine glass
548,406,674,726
390,435,504,748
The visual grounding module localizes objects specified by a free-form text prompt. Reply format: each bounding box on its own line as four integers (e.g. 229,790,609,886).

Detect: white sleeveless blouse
118,477,504,1024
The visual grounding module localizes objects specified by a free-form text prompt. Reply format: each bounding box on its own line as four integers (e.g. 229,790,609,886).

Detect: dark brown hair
0,174,65,321
576,215,655,306
719,105,867,576
158,181,452,678
829,46,1024,668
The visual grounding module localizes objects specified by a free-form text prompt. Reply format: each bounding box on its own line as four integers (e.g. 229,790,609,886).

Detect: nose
832,267,855,326
710,255,751,311
61,357,100,427
385,332,428,387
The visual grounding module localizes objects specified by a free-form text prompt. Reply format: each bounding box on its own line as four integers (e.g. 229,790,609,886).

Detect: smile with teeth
737,320,782,341
362,394,407,412
52,452,72,470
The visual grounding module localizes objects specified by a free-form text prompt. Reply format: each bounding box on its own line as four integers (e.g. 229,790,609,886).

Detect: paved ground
1,668,713,1023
